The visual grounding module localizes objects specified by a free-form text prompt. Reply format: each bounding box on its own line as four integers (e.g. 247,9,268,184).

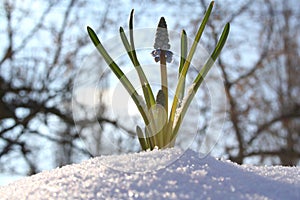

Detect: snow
0,148,299,200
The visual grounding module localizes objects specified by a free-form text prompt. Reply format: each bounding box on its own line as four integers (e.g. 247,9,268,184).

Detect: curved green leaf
172,23,230,137
168,1,214,137
87,26,149,125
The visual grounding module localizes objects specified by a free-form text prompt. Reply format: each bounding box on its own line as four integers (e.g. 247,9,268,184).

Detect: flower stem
160,50,169,145
160,51,168,113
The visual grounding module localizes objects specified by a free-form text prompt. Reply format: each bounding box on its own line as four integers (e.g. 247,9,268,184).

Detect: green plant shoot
87,1,230,151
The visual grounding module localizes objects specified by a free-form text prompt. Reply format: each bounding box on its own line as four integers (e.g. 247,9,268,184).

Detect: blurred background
0,0,299,184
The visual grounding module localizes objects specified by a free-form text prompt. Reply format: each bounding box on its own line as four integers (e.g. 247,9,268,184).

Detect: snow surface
0,148,299,200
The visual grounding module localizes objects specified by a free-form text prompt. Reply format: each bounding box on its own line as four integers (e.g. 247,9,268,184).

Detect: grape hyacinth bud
151,17,173,63
154,17,170,50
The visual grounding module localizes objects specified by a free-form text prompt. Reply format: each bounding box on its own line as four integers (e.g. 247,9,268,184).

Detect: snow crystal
0,148,299,200
191,169,207,177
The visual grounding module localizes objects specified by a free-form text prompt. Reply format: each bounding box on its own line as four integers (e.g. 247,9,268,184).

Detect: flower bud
154,17,170,50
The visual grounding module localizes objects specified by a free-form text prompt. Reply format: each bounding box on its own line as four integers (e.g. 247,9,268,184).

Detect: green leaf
129,11,156,107
172,22,230,138
119,26,157,139
87,26,149,126
119,27,134,62
129,9,136,59
136,125,149,150
178,30,187,102
168,1,214,137
119,27,156,108
179,30,187,75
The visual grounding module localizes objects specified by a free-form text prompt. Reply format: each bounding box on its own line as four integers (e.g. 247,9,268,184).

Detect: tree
0,0,128,175
207,0,300,165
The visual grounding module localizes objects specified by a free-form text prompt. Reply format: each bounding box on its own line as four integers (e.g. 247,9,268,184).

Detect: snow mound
0,148,299,200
